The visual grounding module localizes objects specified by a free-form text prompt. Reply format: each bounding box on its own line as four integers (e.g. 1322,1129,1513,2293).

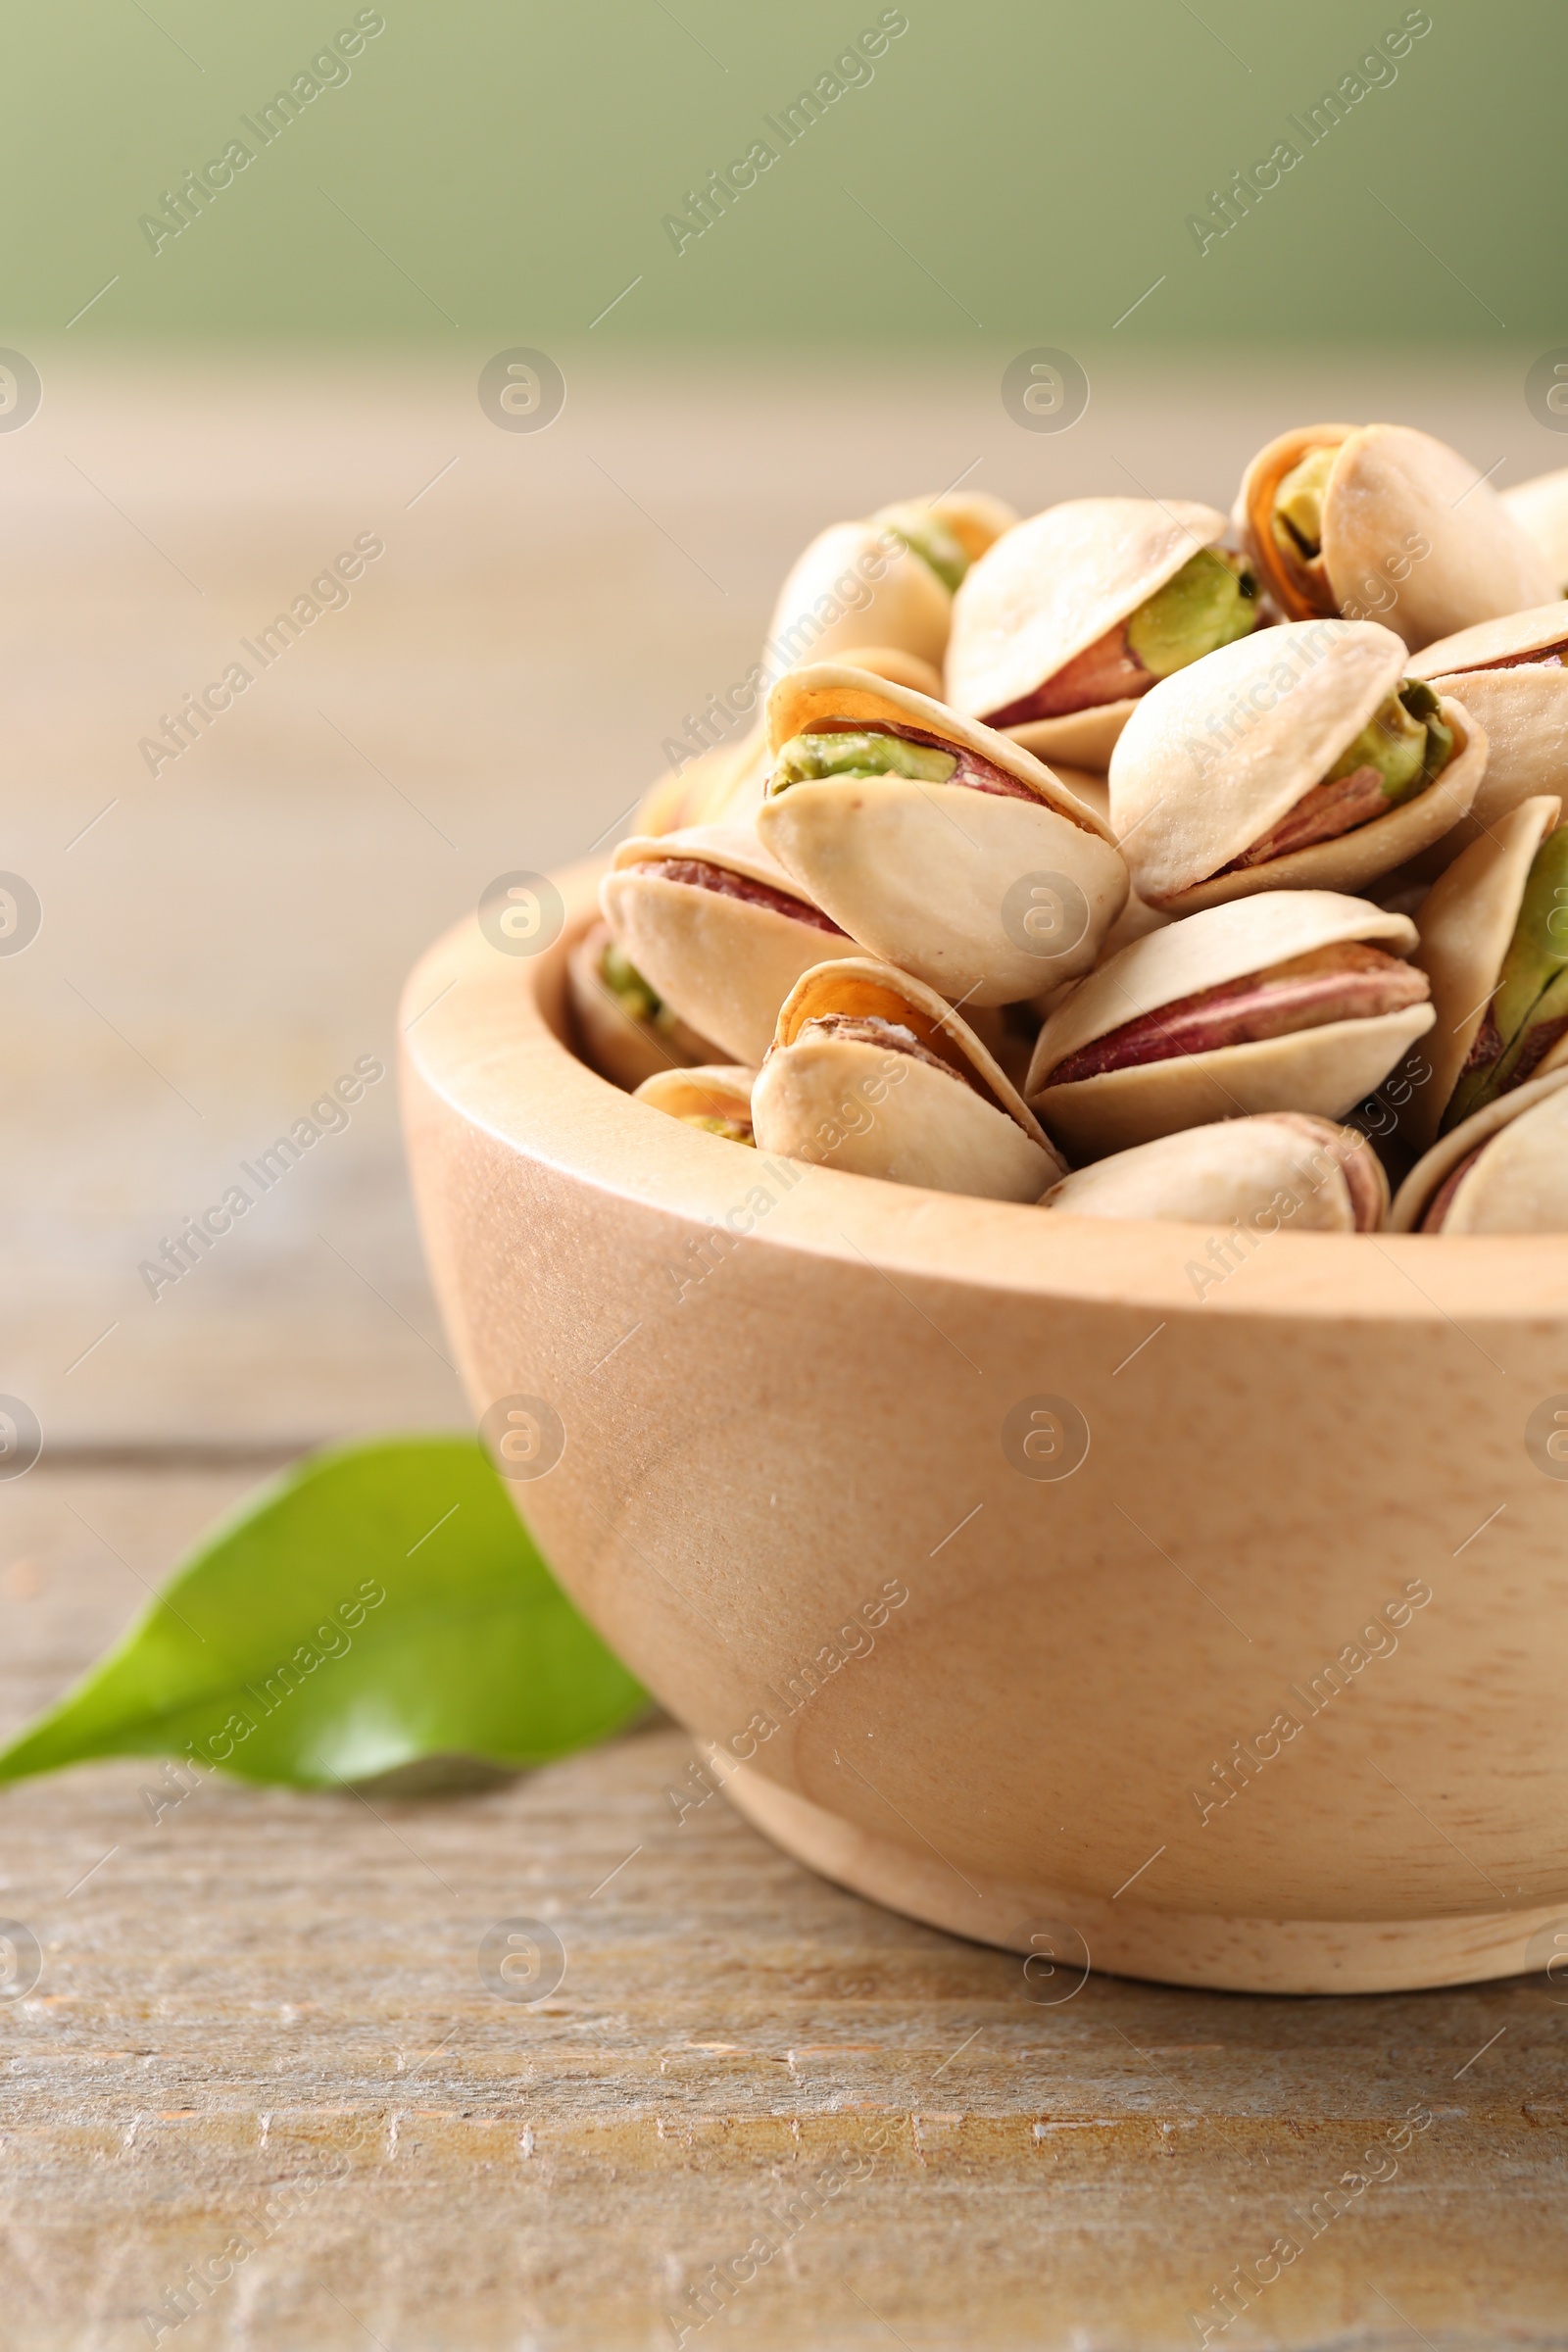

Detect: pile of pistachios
569,419,1568,1237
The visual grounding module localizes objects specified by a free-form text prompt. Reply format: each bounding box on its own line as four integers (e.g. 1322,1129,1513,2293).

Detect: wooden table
3,351,1565,2347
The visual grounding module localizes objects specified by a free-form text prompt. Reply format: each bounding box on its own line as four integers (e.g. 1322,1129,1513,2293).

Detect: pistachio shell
1002,702,1143,770
924,490,1019,562
1036,1017,1433,1164
945,497,1232,748
843,645,948,700
1047,763,1112,820
1107,618,1483,909
1503,469,1568,593
1233,422,1356,615
1403,796,1564,1152
757,663,1128,1006
634,729,764,840
1030,890,1419,1070
1042,1113,1387,1232
752,956,1062,1200
633,1063,757,1138
1027,890,1432,1160
1390,1067,1568,1233
1172,695,1481,914
766,517,950,674
566,922,719,1092
601,822,860,1067
672,728,768,832
1406,603,1568,849
1239,422,1555,648
1408,602,1568,674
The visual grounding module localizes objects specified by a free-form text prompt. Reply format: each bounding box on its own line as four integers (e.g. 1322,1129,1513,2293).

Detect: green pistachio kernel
1273,444,1338,561
875,502,970,594
1446,827,1568,1128
1399,679,1454,791
1324,681,1453,808
680,1112,755,1144
601,938,662,1025
1124,546,1257,679
770,730,958,792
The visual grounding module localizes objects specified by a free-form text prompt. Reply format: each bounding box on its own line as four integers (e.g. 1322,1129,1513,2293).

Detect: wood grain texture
6,356,1568,2343
2,1470,1567,2350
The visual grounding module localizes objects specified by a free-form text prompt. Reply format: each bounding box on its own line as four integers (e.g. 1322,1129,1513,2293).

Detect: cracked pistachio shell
756,663,1127,1007
921,490,1019,563
1107,618,1485,911
766,517,951,674
600,822,859,1068
1237,421,1554,650
633,1063,756,1138
1042,1113,1387,1232
668,727,771,833
1402,795,1565,1152
751,956,1063,1201
1026,889,1433,1161
1406,604,1568,851
1503,469,1568,594
945,497,1232,768
1390,1067,1568,1233
566,920,719,1093
634,729,765,842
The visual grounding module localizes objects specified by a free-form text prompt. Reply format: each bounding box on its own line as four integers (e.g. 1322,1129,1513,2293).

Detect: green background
7,0,1561,346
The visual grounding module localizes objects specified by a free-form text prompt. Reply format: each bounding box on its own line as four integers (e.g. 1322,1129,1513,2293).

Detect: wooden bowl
402,860,1568,1994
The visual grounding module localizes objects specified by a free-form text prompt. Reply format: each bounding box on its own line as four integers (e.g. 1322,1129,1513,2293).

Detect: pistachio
922,490,1020,563
590,419,1568,1243
1390,1067,1568,1233
1405,600,1568,856
633,1063,757,1146
601,823,861,1067
1400,795,1560,1148
635,728,773,841
601,937,662,1026
566,920,718,1092
1108,619,1485,912
1027,890,1434,1160
757,662,1128,1006
1043,1112,1387,1232
873,501,972,595
1404,799,1568,1148
765,496,1015,685
1237,421,1554,649
767,517,948,675
1503,468,1568,596
946,497,1244,768
752,957,1062,1200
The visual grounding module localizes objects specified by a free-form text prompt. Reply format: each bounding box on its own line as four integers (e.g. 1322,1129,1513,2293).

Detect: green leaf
0,1436,645,1788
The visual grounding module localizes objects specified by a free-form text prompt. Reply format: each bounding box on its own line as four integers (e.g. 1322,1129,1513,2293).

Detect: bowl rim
400,857,1568,1327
